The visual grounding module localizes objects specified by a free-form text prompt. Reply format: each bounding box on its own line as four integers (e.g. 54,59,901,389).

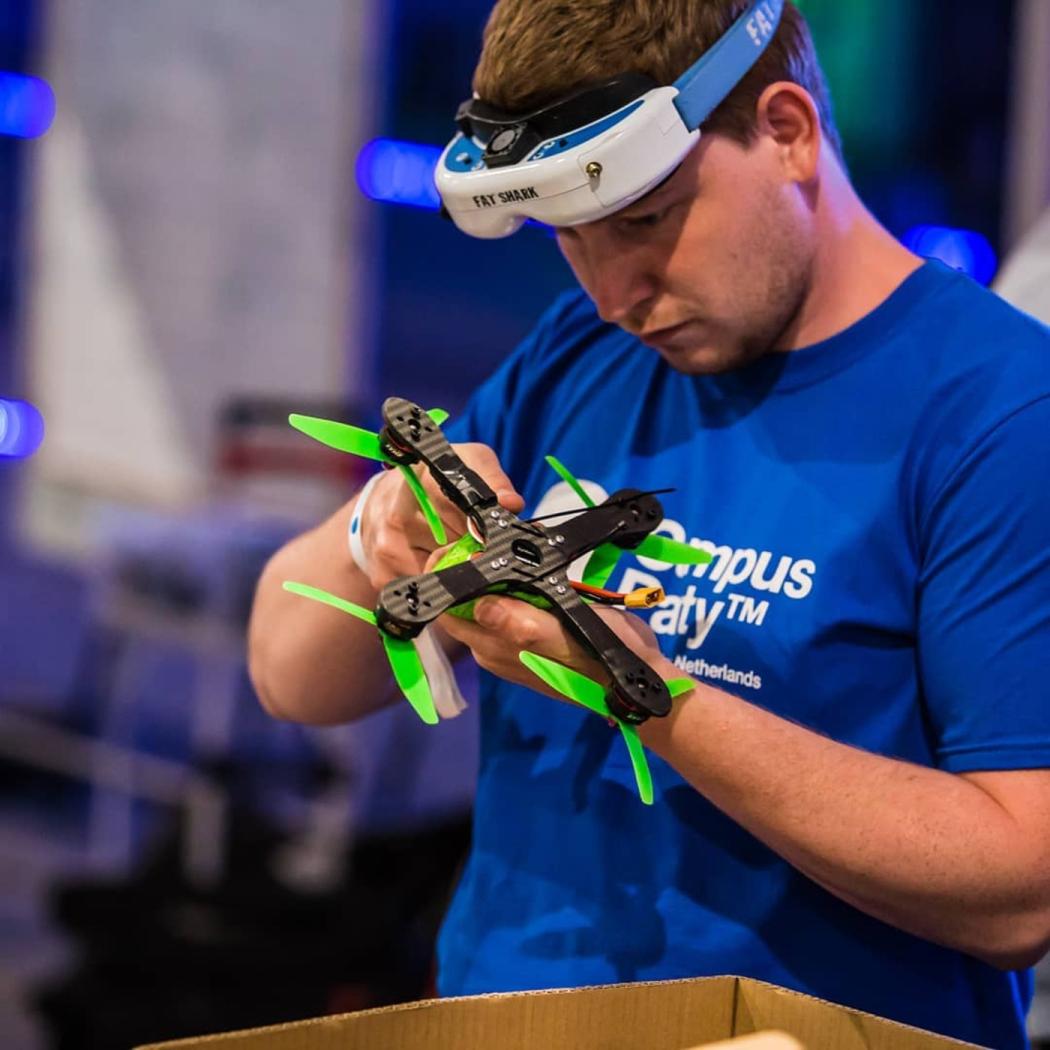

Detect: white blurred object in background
21,0,382,558
995,208,1050,321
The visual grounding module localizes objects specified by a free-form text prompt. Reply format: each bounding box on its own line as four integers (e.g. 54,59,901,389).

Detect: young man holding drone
249,1,1050,1044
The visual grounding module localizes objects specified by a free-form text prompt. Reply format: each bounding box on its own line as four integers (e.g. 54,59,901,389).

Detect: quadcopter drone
282,396,712,804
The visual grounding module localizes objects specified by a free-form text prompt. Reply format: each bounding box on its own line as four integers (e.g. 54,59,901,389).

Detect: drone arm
547,488,665,563
376,558,493,639
536,584,672,723
381,397,500,535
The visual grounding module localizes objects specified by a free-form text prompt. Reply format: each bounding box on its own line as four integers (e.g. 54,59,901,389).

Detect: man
248,2,1050,1045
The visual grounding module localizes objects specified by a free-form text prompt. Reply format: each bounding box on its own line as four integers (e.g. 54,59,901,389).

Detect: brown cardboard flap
731,979,984,1049
136,975,986,1050
138,978,736,1050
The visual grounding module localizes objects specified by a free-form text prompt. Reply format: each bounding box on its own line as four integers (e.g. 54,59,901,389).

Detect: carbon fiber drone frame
375,396,671,724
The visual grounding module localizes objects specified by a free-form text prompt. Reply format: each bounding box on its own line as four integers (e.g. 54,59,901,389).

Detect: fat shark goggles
436,0,784,238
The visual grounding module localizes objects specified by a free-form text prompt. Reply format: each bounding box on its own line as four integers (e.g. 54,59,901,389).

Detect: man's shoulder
889,262,1050,428
911,262,1050,372
889,264,1050,507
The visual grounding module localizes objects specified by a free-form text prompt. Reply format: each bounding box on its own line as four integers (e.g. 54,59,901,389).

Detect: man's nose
587,248,658,329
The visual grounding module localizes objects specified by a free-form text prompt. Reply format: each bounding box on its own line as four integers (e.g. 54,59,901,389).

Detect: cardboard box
136,975,985,1050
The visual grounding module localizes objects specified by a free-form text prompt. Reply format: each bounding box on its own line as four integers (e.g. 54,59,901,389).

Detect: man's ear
756,81,822,183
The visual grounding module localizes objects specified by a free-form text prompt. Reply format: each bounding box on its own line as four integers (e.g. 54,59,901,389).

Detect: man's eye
621,207,669,230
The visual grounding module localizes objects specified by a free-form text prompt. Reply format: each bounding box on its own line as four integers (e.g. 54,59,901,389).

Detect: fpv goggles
436,0,784,238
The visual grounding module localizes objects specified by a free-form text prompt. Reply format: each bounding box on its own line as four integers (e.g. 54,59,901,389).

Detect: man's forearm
640,670,1050,969
248,497,395,724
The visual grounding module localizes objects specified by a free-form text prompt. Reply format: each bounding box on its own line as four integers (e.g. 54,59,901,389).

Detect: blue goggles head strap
673,0,785,129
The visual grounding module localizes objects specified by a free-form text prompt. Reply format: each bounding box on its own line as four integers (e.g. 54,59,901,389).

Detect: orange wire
572,581,626,602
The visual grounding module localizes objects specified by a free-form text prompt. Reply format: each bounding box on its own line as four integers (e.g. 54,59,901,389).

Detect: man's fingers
454,597,594,671
442,442,525,516
471,597,543,648
367,526,428,588
360,440,525,591
389,441,524,541
496,487,525,514
439,597,610,706
588,604,665,662
391,466,466,540
423,543,459,574
457,442,520,490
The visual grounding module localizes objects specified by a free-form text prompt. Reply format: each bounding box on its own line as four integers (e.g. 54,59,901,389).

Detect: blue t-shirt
438,260,1050,1048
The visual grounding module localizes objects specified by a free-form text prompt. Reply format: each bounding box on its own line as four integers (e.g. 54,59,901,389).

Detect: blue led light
0,398,45,459
356,138,442,211
902,225,998,286
0,72,56,139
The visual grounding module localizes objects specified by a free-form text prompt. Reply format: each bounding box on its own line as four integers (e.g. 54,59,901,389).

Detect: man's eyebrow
615,165,684,216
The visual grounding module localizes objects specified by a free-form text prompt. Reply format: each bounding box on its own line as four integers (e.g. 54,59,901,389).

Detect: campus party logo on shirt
533,480,819,692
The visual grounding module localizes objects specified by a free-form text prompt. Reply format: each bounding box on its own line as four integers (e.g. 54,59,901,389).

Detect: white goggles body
435,0,783,239
435,87,698,239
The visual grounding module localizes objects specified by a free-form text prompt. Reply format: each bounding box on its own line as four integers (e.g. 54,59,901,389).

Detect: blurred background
0,1,1048,1047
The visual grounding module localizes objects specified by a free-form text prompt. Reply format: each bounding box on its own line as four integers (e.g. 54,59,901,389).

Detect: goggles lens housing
435,0,785,238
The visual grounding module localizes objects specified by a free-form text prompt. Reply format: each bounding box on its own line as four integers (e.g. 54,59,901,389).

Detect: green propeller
289,411,450,545
398,463,448,546
544,454,713,589
288,415,384,460
282,581,439,725
545,453,594,509
581,543,625,589
518,650,695,805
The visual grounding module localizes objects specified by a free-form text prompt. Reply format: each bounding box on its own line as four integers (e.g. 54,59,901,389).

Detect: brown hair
472,0,842,158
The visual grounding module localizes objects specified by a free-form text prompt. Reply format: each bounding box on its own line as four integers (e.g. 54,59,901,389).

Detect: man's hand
248,441,522,725
437,591,679,708
359,442,524,591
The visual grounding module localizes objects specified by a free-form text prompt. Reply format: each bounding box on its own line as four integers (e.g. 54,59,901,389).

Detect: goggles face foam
435,0,784,239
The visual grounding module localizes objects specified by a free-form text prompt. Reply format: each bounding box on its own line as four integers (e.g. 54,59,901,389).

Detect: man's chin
651,342,751,376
